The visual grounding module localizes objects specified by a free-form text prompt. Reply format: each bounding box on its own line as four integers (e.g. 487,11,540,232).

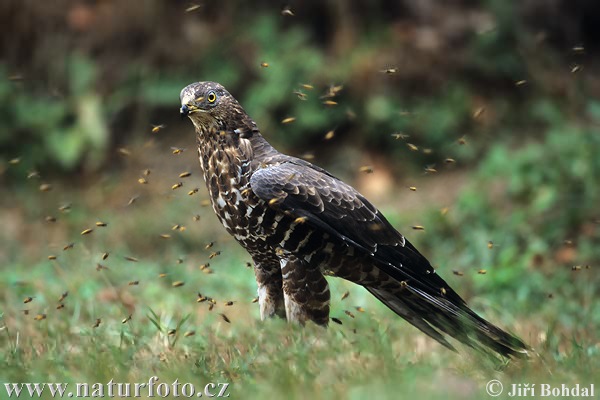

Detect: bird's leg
280,255,330,326
253,261,286,320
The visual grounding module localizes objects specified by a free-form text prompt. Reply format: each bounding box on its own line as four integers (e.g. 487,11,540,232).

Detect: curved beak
180,104,190,118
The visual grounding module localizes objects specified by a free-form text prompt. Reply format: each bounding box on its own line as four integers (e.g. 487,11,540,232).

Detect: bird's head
180,81,245,133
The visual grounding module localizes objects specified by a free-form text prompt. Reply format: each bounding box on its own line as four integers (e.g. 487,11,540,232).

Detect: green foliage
0,56,109,171
416,99,599,321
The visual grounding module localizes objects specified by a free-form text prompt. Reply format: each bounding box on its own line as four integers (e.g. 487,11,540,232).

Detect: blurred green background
0,1,598,399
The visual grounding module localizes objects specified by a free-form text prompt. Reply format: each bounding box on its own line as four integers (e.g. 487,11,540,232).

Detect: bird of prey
180,81,529,358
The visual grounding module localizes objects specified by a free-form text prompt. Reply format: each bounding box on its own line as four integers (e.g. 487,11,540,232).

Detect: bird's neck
195,121,280,195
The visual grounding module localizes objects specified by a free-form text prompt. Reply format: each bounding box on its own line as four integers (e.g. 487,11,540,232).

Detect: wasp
39,183,53,192
407,143,419,152
101,252,109,260
96,263,109,271
159,234,171,239
171,147,186,155
294,216,307,224
127,195,139,206
380,67,398,74
63,242,75,251
324,130,335,140
322,84,343,98
572,265,582,271
359,166,374,174
412,225,425,230
56,303,65,310
300,152,315,160
208,251,221,259
185,4,201,12
171,182,183,190
34,314,47,321
208,303,215,311
281,6,294,16
167,329,177,336
193,214,201,221
205,242,214,249
122,315,132,324
81,228,93,235
341,291,350,300
260,62,269,68
24,297,34,304
124,256,138,262
440,287,447,296
472,107,485,119
184,330,196,337
424,165,437,174
487,241,494,249
128,281,140,286
172,281,185,287
478,269,487,275
58,203,72,212
331,317,342,325
444,158,456,164
220,314,231,323
27,170,40,179
322,100,337,106
138,177,148,185
355,306,365,312
58,291,68,302
293,90,307,100
93,318,102,328
45,216,57,223
571,65,581,73
515,80,527,86
224,301,235,306
117,148,132,157
452,270,464,276
281,117,296,124
408,186,417,192
391,132,409,140
457,136,467,145
151,124,166,133
48,255,57,260
158,273,168,278
251,297,259,303
8,157,20,164
188,188,199,195
344,310,355,318
96,221,107,227
179,171,192,178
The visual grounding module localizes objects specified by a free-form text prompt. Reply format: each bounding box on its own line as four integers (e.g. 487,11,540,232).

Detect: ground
1,134,597,400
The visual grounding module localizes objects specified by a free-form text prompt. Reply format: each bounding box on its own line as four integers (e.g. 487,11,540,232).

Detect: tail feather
366,285,530,359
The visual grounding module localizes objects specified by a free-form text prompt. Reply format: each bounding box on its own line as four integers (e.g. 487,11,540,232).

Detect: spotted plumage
180,81,530,358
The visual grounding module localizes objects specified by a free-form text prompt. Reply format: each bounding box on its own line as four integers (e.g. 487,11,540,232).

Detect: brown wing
250,159,530,358
249,159,465,305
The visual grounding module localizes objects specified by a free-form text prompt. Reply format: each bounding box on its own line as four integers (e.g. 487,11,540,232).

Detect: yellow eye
207,91,217,103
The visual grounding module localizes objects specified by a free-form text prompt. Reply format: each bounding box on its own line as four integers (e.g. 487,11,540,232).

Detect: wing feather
249,159,465,303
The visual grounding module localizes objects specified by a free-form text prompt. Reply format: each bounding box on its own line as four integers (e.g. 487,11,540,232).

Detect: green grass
1,139,598,400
